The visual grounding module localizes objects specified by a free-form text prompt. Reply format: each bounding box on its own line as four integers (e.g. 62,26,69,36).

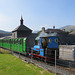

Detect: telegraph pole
69,62,71,75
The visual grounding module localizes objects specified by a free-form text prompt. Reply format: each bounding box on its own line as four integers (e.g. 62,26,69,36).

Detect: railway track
0,48,75,75
13,52,75,75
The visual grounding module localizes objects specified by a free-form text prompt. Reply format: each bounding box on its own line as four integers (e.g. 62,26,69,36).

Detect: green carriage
11,38,26,54
0,38,27,55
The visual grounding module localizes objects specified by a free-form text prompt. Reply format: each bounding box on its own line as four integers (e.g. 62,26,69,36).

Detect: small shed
12,16,32,38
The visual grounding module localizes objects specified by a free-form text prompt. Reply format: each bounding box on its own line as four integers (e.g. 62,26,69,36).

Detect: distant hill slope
33,25,75,33
0,30,6,33
0,30,12,37
0,30,11,33
60,25,75,32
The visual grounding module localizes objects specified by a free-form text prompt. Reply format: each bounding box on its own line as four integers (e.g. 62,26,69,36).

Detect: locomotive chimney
42,27,45,32
53,26,55,29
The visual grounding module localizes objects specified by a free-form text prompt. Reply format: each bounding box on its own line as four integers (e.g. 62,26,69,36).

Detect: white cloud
0,13,10,22
32,24,49,31
0,13,12,31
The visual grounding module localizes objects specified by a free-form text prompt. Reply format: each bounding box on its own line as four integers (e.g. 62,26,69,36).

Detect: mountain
60,25,75,32
0,30,6,33
0,30,12,37
0,30,11,33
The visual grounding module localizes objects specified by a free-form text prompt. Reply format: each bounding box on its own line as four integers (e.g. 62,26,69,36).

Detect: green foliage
0,49,11,54
0,54,54,75
69,30,73,33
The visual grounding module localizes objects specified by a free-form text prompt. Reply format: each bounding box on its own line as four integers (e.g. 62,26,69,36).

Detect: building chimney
42,27,45,32
62,29,65,31
20,16,23,25
53,26,55,29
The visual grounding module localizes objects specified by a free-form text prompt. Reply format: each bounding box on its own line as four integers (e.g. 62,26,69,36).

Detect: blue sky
0,0,75,31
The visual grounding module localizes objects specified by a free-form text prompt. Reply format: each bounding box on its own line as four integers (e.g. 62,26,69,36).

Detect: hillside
0,30,6,33
60,25,75,32
33,25,75,33
0,30,12,37
0,30,11,33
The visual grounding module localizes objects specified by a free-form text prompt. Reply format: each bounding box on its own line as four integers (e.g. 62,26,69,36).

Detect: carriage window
35,40,38,45
12,40,13,44
14,40,15,44
5,40,6,43
35,40,40,45
7,40,9,43
55,39,58,43
11,40,12,44
15,39,18,44
8,40,9,43
20,39,22,45
23,39,25,42
17,39,18,44
49,39,52,43
9,40,10,44
41,38,45,43
21,39,23,44
20,40,21,44
41,50,43,52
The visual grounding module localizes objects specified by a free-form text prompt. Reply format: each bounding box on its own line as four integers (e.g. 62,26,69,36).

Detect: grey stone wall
17,31,32,38
59,45,75,61
12,32,17,38
12,30,32,38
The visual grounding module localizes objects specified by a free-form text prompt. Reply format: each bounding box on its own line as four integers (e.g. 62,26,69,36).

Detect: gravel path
13,52,75,75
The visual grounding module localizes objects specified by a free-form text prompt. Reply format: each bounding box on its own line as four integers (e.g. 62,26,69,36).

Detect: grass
0,48,11,54
0,49,54,75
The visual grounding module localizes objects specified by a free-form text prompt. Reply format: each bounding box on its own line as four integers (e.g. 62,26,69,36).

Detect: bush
0,48,11,54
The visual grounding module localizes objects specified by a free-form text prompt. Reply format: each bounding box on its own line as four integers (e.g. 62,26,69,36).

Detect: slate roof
12,24,32,32
45,29,65,33
35,32,58,40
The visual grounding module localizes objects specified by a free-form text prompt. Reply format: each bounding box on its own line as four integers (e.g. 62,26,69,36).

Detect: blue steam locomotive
28,36,59,62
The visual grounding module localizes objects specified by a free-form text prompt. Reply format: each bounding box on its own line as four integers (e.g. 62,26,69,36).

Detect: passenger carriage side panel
17,38,19,52
22,38,26,54
19,38,22,53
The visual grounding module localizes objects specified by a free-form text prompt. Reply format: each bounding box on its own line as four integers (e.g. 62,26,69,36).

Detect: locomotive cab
40,36,59,59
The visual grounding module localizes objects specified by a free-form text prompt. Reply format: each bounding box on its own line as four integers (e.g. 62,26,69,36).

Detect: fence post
31,48,33,63
69,62,71,75
55,50,56,75
11,46,13,55
11,40,13,55
12,50,13,55
73,47,75,62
